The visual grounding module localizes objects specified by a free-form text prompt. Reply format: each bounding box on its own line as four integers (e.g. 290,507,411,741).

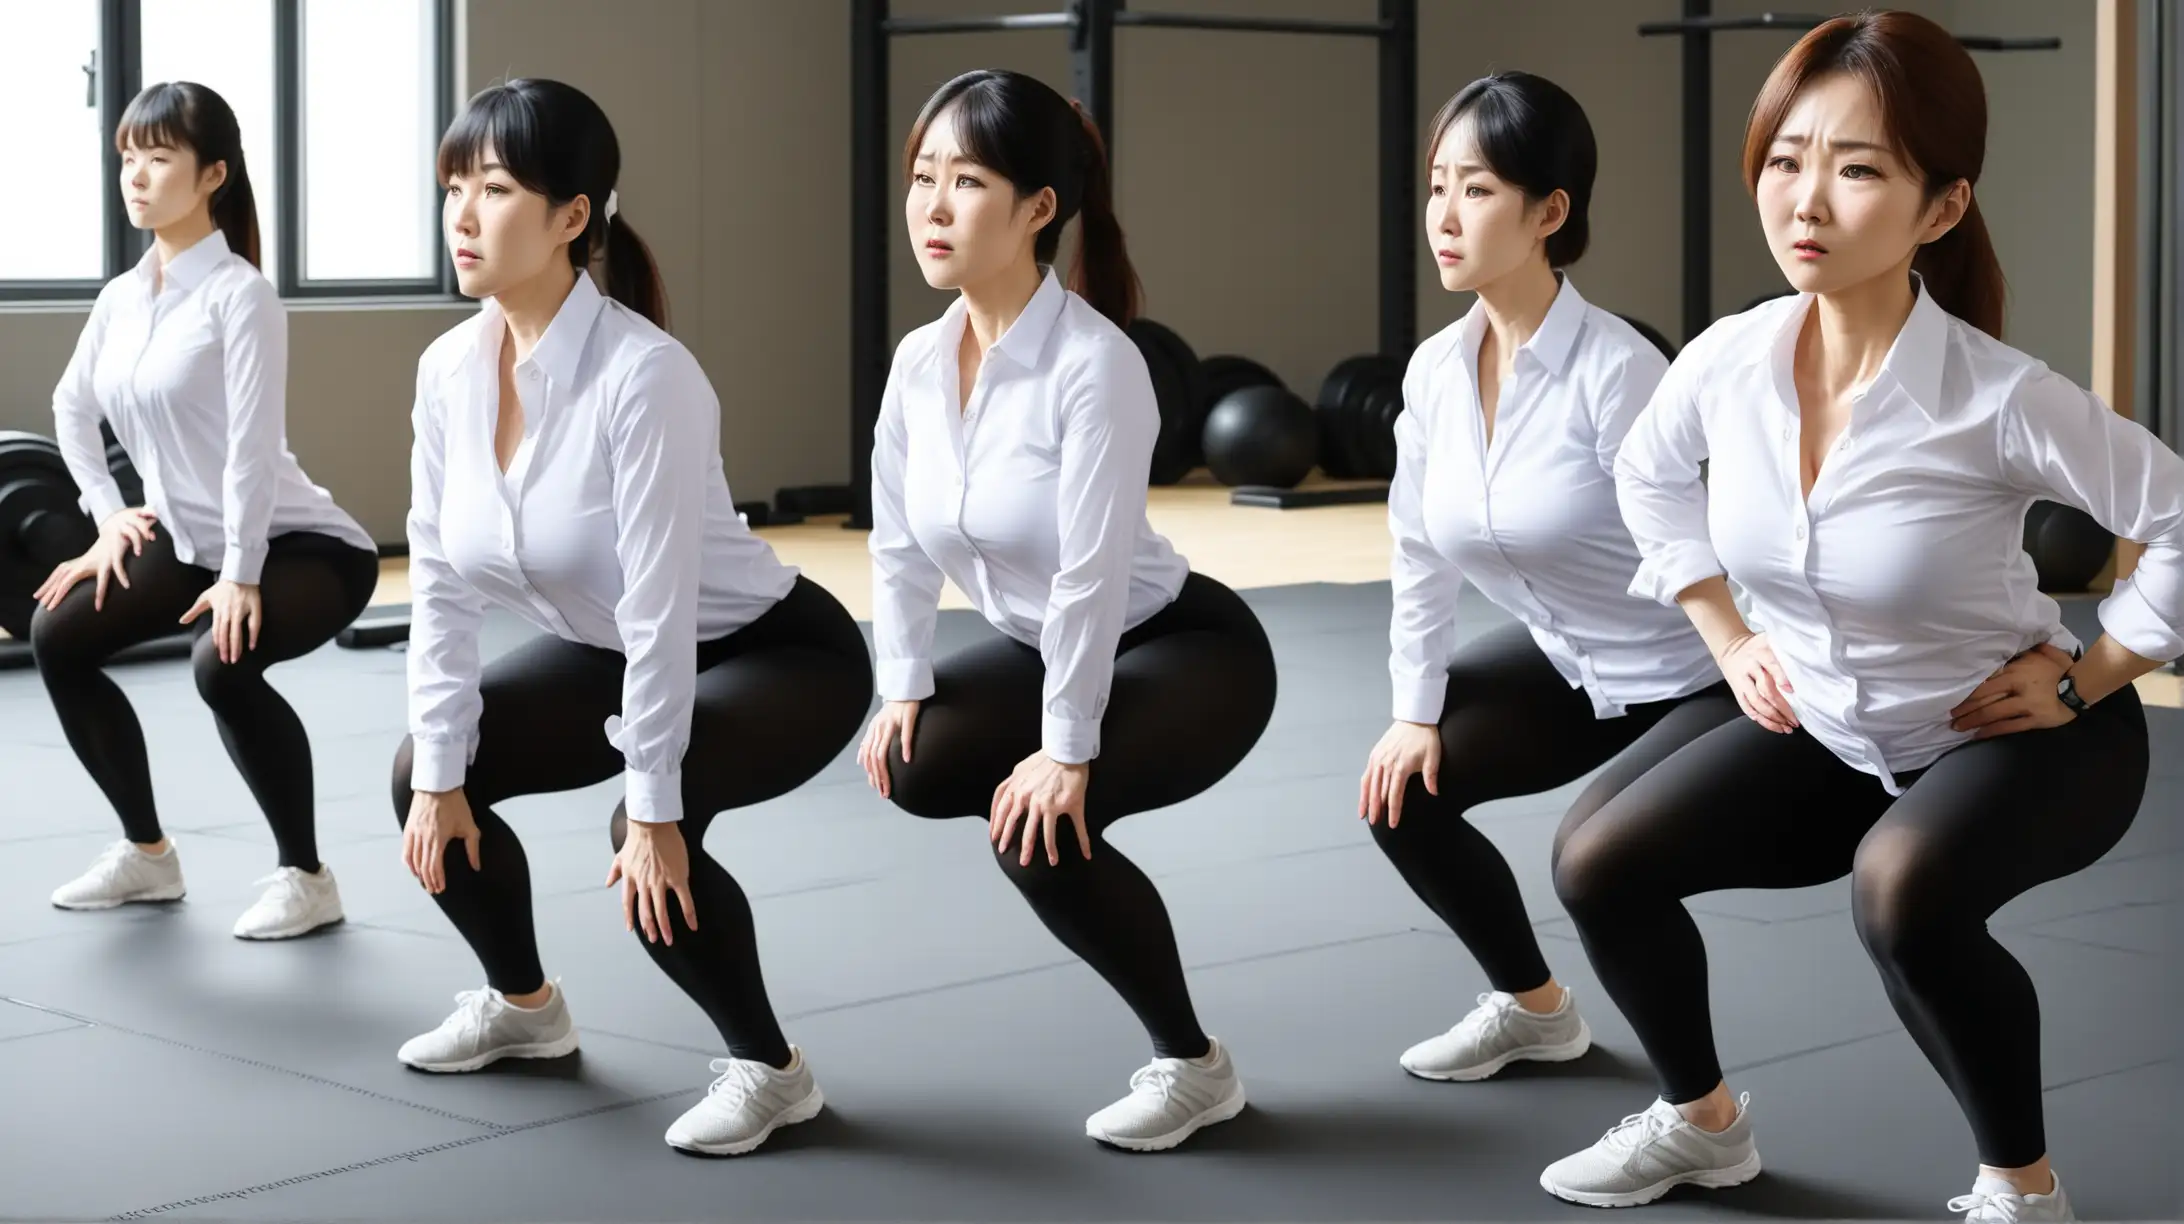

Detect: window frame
0,0,456,303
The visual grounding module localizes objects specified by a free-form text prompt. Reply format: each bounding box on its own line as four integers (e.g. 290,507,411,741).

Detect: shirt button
1795,524,1807,540
1781,425,1792,441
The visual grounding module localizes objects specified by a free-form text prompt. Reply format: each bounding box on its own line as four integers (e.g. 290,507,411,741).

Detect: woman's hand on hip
1950,642,2077,739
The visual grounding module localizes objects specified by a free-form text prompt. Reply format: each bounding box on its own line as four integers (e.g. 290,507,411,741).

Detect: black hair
1427,72,1596,268
117,82,261,268
904,69,1141,327
437,78,667,328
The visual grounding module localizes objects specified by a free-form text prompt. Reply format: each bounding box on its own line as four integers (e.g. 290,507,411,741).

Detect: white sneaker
50,838,186,910
1540,1093,1763,1207
664,1047,825,1156
397,980,578,1073
1949,1172,2076,1222
232,864,345,940
1085,1037,1247,1151
1401,988,1592,1081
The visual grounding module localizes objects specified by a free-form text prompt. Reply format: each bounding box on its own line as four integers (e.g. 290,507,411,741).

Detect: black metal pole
99,0,144,279
1680,0,1711,344
849,0,888,531
1379,0,1417,357
1071,0,1117,156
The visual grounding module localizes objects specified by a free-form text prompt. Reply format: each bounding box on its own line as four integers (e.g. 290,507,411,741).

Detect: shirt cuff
1629,542,1725,607
2097,578,2184,663
408,736,473,793
622,768,685,825
876,657,935,702
1391,671,1449,725
1042,713,1099,764
79,481,127,526
221,541,268,586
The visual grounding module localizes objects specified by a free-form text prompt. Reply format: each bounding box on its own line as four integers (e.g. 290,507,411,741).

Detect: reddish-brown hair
1741,10,2005,338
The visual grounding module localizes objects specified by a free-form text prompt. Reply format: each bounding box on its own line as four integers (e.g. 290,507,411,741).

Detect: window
0,0,452,302
301,0,440,284
141,0,281,283
0,1,105,284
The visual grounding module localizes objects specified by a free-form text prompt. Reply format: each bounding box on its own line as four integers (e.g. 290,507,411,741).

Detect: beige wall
0,0,2103,546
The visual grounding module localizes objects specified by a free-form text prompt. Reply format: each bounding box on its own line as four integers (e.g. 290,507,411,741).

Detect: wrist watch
2056,673,2089,713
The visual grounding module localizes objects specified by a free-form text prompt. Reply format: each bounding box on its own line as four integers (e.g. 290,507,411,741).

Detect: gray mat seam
0,996,504,1131
103,1085,700,1221
2010,927,2163,959
2038,1053,2175,1093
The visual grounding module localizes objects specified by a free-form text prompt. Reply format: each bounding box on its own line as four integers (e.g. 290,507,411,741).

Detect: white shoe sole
399,1029,580,1074
1539,1148,1763,1207
234,908,346,940
666,1084,826,1156
1404,1017,1594,1082
1087,1084,1248,1152
51,882,187,910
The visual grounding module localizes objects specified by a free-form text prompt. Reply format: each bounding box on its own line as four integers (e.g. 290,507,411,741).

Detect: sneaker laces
1126,1059,1187,1102
248,867,312,907
1597,1103,1678,1156
1451,990,1520,1046
703,1057,776,1107
91,839,144,877
1947,1188,2029,1223
438,988,500,1047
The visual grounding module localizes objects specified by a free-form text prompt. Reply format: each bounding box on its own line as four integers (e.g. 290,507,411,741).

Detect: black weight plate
1351,378,1402,481
1330,356,1403,482
1127,322,1196,486
1130,318,1206,477
106,441,144,507
1314,355,1387,479
0,431,97,639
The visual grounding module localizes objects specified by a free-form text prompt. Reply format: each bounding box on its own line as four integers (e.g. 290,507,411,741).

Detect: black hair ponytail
439,78,670,328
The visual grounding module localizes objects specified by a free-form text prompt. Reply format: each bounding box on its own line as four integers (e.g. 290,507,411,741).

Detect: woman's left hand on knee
990,753,1092,868
181,580,262,665
606,819,698,944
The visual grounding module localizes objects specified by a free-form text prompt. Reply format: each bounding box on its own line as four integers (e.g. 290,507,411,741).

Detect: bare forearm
2069,634,2163,705
1674,576,1756,661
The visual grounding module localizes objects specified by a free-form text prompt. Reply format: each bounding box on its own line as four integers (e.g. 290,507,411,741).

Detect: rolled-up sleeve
1614,351,1724,606
2000,367,2184,662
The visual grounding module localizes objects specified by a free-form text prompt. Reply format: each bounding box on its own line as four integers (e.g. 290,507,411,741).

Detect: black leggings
881,572,1278,1060
30,528,378,871
1369,622,1740,993
390,576,873,1068
1552,684,2148,1168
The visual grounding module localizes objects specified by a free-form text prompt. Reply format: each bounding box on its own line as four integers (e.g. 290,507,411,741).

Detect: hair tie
605,189,620,224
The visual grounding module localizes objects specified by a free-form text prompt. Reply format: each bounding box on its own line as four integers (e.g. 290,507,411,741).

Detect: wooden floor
363,472,2178,709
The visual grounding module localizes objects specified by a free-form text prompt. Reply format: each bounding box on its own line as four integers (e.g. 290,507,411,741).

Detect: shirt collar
925,265,1069,375
1455,271,1590,379
475,270,609,390
135,228,231,294
1752,274,1950,420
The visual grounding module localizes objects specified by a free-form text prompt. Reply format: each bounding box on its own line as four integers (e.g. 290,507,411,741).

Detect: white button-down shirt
405,273,800,824
50,230,373,581
1616,282,2184,791
1391,276,1719,724
869,269,1190,763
